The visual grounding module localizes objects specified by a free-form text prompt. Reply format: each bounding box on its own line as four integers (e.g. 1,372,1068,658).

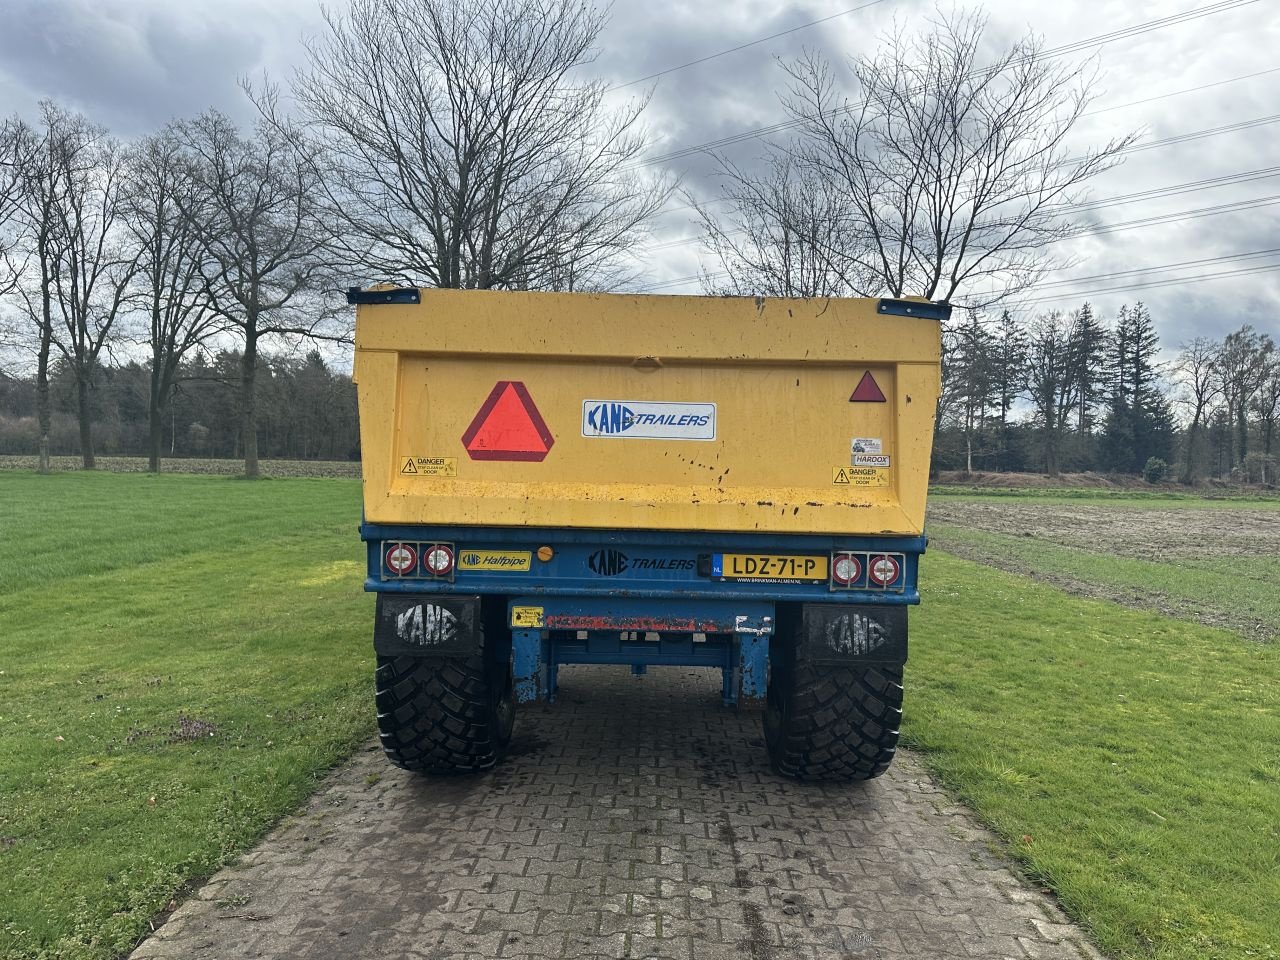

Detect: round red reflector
832,554,861,585
385,542,417,575
424,544,455,576
868,554,901,586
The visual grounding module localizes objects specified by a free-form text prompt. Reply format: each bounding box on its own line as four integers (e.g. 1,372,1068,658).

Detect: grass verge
0,473,373,960
0,456,360,478
908,551,1280,960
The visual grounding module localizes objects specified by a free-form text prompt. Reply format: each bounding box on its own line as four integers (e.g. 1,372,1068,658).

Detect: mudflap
779,603,907,665
373,594,483,658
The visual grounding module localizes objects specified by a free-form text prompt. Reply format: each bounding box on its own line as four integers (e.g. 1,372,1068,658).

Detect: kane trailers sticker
582,400,716,440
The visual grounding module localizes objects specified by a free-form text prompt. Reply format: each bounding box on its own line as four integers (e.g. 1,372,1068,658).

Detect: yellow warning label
401,456,457,477
458,550,532,572
511,605,544,628
833,466,889,486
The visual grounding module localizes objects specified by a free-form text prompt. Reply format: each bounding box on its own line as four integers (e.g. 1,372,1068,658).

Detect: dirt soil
928,501,1280,642
931,470,1265,492
929,501,1280,562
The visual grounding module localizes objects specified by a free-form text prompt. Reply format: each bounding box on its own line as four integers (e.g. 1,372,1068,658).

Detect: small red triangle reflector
461,381,555,461
849,370,887,403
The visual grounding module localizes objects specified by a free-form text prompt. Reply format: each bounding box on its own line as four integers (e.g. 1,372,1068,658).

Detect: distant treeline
0,350,358,463
2,300,1276,484
932,302,1278,484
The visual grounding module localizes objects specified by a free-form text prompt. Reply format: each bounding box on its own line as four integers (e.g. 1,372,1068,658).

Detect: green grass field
0,473,373,959
908,552,1280,960
1,477,1277,960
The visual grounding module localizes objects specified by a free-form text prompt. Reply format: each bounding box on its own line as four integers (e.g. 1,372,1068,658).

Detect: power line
1080,193,1280,237
636,194,1280,291
1012,261,1280,305
1116,113,1280,154
1071,165,1280,211
1029,247,1280,289
634,0,1260,168
609,0,889,91
641,159,1280,256
644,256,1280,298
647,66,1280,221
1082,65,1280,116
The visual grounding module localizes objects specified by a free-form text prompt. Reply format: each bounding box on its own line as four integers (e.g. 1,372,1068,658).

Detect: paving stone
128,666,1105,960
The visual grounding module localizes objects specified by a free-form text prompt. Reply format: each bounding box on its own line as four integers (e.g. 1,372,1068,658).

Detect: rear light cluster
381,541,455,581
830,551,905,591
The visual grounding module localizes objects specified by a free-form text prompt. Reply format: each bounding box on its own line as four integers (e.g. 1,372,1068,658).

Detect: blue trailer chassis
363,523,924,706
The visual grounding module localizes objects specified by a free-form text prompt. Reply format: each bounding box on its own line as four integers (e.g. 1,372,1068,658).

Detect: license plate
713,553,828,582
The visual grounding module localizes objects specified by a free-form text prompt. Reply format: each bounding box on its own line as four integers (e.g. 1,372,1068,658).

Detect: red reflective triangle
849,370,887,403
461,381,555,461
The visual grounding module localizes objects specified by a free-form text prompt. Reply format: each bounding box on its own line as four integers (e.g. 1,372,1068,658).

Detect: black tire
374,611,515,774
764,634,903,782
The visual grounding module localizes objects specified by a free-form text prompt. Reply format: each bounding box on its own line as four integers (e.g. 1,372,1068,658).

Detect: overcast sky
0,0,1276,355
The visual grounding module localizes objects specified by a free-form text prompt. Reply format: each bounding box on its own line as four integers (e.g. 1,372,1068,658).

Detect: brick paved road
130,666,1103,960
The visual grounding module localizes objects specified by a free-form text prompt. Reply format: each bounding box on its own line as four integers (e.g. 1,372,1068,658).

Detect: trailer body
353,288,945,780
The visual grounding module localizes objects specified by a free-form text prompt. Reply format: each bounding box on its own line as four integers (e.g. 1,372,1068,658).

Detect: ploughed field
927,492,1280,642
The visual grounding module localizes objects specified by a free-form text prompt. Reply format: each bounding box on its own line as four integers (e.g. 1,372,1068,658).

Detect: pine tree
1067,302,1108,434
948,311,999,473
991,310,1028,471
1102,302,1173,472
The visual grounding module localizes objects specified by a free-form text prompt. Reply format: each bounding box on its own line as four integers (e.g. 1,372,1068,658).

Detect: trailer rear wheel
375,640,515,775
763,638,903,782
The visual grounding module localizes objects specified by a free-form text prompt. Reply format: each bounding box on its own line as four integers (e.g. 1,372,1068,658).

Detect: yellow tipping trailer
352,287,947,781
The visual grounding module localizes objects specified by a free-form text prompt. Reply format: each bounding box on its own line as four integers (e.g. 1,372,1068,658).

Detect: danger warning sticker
511,605,545,628
833,466,890,486
401,456,457,477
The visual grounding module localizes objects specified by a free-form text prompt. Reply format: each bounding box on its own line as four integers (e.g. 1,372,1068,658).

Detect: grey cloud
0,0,311,134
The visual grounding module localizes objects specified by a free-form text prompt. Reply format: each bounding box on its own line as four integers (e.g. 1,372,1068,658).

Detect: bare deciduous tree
0,115,33,301
1173,337,1221,483
173,109,338,479
1024,311,1078,477
12,103,113,472
45,123,139,470
692,151,861,297
1251,357,1280,485
700,10,1137,306
284,0,670,291
124,128,222,473
1213,325,1275,471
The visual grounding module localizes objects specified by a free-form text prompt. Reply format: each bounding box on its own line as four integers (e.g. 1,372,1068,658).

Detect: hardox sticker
852,454,891,468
